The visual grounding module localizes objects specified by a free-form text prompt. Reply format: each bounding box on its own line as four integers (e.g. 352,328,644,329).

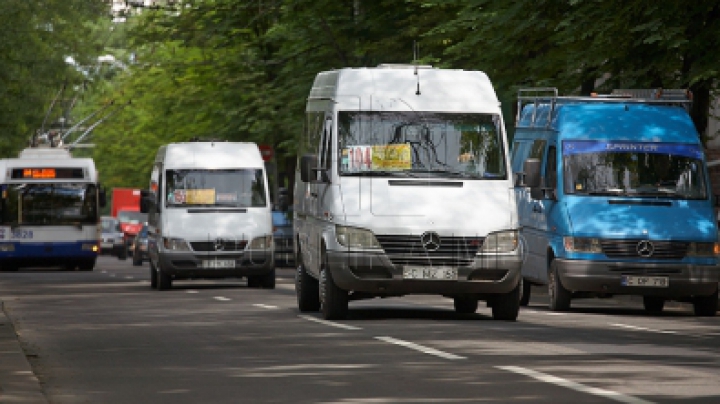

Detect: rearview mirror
300,154,318,183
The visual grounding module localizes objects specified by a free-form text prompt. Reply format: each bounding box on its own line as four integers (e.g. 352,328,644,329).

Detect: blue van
511,88,719,316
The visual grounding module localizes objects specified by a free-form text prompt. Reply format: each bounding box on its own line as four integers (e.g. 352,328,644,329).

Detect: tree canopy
2,0,718,189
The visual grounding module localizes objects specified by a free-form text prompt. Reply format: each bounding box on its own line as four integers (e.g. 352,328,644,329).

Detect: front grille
191,240,248,252
601,240,688,260
375,234,483,267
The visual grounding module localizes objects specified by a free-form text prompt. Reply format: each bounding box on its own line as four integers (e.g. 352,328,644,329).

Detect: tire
296,263,320,312
492,281,520,321
149,260,158,289
643,296,665,314
251,269,276,289
693,290,718,317
118,245,128,261
79,258,96,271
548,260,571,312
453,297,478,314
319,255,348,320
157,266,172,291
520,277,531,307
132,251,142,266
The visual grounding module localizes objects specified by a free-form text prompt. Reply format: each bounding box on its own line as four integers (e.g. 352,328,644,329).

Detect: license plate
403,266,457,280
621,275,669,287
202,259,235,269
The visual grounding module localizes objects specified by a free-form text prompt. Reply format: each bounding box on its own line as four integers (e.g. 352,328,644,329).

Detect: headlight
82,243,98,252
249,235,273,250
687,242,719,257
0,243,15,252
480,230,519,253
563,237,602,253
163,237,190,251
336,225,381,249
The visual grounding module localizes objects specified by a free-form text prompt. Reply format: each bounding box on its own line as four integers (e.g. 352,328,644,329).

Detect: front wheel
296,263,320,312
319,257,348,320
519,277,531,307
157,266,172,291
453,297,478,314
548,260,571,312
693,290,718,317
491,281,520,321
149,261,158,289
643,296,665,314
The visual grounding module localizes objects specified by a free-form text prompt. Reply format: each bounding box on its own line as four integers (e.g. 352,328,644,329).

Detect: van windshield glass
337,111,506,179
563,141,708,199
165,169,267,208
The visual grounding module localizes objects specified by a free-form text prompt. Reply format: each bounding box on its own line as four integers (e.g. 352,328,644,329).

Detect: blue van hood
565,198,716,241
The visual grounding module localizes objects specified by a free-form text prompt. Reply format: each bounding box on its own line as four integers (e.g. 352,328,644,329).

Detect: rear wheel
453,297,478,314
643,296,665,314
693,290,718,317
319,254,348,320
548,260,571,312
296,262,320,312
491,281,520,321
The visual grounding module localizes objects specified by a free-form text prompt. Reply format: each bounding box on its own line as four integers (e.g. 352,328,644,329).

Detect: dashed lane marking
497,366,654,404
253,304,278,309
610,323,678,335
375,336,466,360
214,296,231,302
298,315,362,330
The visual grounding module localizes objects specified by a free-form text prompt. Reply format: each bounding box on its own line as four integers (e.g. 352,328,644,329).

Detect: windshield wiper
342,170,414,177
587,188,626,196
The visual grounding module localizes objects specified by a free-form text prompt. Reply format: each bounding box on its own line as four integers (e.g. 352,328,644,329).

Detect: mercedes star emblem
636,240,654,258
214,238,225,251
420,231,441,252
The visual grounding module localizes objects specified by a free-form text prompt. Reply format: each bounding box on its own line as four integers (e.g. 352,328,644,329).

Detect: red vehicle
111,189,147,259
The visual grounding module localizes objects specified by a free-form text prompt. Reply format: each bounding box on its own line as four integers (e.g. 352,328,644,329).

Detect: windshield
165,169,267,208
1,183,98,225
117,211,146,223
563,141,708,199
101,218,118,232
338,111,507,179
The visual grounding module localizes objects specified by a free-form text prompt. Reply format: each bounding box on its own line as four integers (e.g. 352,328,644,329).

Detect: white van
141,141,274,290
294,65,523,320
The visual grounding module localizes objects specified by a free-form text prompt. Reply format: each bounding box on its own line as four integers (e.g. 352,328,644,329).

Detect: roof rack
516,87,693,127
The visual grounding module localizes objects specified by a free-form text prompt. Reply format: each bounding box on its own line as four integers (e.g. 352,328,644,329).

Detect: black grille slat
190,240,248,252
600,240,688,260
375,235,483,267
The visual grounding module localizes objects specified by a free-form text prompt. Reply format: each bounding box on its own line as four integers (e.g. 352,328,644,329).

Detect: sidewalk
0,301,47,404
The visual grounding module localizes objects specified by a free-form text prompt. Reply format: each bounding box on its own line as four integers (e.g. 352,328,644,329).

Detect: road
1,256,719,403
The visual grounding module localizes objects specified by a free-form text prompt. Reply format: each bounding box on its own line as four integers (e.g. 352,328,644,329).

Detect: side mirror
300,154,318,183
523,158,541,188
99,187,107,208
139,189,150,214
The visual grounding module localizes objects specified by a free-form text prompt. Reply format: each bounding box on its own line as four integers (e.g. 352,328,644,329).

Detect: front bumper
556,258,719,297
156,250,274,280
326,250,522,297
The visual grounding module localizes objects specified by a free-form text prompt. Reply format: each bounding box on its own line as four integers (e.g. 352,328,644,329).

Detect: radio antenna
414,41,421,95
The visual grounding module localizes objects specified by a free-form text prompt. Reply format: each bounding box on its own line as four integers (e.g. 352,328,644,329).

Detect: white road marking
253,304,278,309
125,276,134,279
610,323,678,335
109,274,116,278
186,290,199,294
544,312,567,316
214,296,231,302
498,366,654,404
375,336,466,360
298,315,361,330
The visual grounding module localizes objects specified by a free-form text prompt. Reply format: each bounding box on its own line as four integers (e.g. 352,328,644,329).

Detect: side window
545,145,557,190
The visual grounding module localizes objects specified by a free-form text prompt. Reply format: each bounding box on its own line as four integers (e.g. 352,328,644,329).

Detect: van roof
308,66,501,114
517,103,700,144
157,141,265,169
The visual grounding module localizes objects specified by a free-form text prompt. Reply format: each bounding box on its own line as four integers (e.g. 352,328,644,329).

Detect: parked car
272,210,294,267
100,216,125,258
131,223,149,266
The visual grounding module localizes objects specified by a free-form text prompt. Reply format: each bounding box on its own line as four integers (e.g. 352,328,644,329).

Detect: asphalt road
1,256,719,403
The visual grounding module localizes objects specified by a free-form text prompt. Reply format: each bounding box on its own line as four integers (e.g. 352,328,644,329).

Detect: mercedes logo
636,240,654,258
420,231,441,252
214,238,225,251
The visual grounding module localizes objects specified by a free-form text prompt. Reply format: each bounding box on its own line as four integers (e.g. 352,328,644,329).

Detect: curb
0,301,48,404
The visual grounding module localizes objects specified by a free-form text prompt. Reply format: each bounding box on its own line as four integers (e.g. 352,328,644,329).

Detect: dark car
100,216,125,258
131,223,149,266
272,210,294,267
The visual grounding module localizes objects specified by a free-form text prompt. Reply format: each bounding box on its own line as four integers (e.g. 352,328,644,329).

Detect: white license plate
202,259,235,269
403,266,458,280
621,275,669,288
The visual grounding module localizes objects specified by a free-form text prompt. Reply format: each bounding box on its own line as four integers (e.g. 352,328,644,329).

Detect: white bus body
0,147,102,271
143,141,275,290
294,65,523,320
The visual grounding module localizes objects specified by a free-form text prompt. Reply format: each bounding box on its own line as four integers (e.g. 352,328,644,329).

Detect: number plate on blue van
403,266,457,280
202,259,235,269
621,275,668,287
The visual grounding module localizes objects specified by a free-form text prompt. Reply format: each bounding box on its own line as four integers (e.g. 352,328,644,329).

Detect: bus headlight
249,235,273,250
687,242,720,257
0,243,15,252
480,230,519,253
336,225,381,249
82,243,98,252
163,237,190,251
